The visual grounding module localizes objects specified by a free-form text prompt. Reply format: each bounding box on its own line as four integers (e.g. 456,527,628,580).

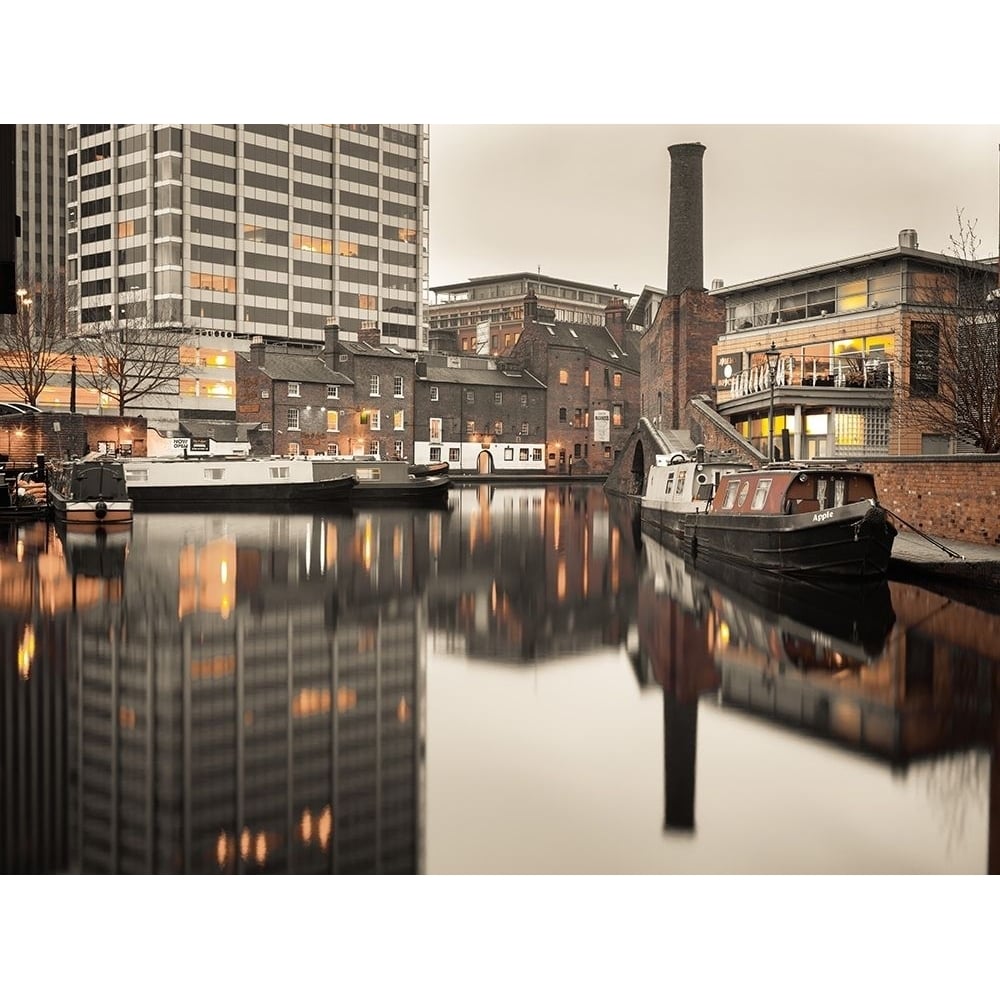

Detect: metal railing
726,357,895,399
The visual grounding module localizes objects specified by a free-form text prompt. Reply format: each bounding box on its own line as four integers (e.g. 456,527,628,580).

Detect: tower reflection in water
633,527,1000,868
52,510,428,874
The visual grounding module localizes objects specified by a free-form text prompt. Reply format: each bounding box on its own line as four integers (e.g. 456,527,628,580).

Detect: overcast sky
427,123,1000,299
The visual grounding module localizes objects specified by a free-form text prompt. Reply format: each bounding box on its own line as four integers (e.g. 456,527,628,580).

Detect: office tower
14,124,66,286
65,125,429,351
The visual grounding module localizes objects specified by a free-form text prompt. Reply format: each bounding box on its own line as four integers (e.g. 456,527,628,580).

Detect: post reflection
633,526,1000,860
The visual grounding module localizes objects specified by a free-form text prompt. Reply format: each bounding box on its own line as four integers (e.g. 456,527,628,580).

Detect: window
327,410,339,432
261,389,270,399
204,468,227,481
394,440,404,458
520,393,528,407
368,441,380,456
269,466,291,480
909,321,940,397
287,407,300,430
449,448,460,462
369,409,381,431
532,448,542,461
430,386,439,402
393,375,404,397
721,480,740,510
664,472,675,495
584,369,590,387
327,443,339,456
519,447,529,461
559,369,568,385
393,409,405,431
675,470,687,495
465,390,475,404
288,442,301,456
495,421,503,435
466,420,475,435
613,372,622,388
327,384,339,399
521,421,529,435
504,447,514,461
612,404,623,427
430,446,442,462
260,422,271,431
494,390,503,405
288,382,300,397
369,374,380,396
559,407,567,422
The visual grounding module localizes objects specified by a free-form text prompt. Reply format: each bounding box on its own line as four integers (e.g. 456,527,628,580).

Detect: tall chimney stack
666,142,706,295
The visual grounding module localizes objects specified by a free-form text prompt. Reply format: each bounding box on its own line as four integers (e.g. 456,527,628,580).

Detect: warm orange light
318,806,332,850
300,808,314,844
397,696,410,723
292,687,332,718
17,623,35,680
240,827,251,861
216,832,229,869
119,705,137,729
337,686,357,713
254,832,267,865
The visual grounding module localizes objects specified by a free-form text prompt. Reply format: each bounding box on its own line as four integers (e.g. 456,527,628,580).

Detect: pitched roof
335,340,418,360
521,319,639,373
419,361,546,390
252,352,353,386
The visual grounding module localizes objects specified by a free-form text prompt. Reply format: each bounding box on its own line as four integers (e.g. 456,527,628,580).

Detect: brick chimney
358,325,381,348
523,289,538,323
604,297,627,339
323,317,340,366
250,335,266,368
666,142,706,295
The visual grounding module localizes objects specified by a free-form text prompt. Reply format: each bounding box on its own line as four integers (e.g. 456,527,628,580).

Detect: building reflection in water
429,484,637,663
633,527,1000,868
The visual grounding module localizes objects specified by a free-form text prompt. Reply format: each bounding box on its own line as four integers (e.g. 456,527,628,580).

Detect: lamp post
70,354,77,414
765,341,780,463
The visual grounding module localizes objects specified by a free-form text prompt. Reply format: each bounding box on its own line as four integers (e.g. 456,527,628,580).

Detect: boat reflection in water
633,528,999,852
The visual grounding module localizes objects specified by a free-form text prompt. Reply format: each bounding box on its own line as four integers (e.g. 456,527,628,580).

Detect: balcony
723,355,895,401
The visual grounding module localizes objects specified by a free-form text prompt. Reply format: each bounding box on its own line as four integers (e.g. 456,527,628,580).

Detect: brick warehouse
504,291,639,475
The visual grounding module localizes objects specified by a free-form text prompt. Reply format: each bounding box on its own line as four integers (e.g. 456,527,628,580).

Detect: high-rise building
14,124,66,286
65,125,429,351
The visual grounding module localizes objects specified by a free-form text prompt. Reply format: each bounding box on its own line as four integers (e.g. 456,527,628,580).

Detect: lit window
288,382,300,397
559,369,568,385
612,403,623,427
613,372,622,388
393,409,404,431
338,240,358,257
466,420,475,435
292,233,332,254
584,369,590,387
359,294,377,310
327,410,339,432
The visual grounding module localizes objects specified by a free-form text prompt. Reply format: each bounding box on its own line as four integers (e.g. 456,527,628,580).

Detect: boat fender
95,501,108,519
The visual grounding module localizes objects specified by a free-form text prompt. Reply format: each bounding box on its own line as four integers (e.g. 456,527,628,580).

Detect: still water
2,483,998,874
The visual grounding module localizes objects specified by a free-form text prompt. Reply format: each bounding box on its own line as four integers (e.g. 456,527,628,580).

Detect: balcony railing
725,356,895,399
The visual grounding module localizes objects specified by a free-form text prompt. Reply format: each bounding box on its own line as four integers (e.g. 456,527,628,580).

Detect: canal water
2,483,998,874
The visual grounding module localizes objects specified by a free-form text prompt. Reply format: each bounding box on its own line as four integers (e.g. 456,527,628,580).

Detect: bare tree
907,211,1000,453
0,270,70,405
75,303,188,416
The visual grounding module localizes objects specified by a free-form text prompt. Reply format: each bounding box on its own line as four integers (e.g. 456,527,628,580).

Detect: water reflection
2,485,999,873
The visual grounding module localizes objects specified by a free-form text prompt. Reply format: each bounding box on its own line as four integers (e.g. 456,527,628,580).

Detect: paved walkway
890,529,1000,589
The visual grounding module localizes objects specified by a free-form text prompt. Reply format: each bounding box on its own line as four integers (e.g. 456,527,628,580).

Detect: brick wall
861,455,1000,545
0,413,148,463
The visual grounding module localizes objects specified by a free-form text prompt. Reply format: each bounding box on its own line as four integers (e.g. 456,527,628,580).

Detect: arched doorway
477,448,493,474
630,440,646,494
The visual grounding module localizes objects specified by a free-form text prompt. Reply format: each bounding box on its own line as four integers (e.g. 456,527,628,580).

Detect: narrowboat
684,463,897,578
120,455,356,510
638,447,754,544
48,457,134,526
311,457,451,506
0,456,50,521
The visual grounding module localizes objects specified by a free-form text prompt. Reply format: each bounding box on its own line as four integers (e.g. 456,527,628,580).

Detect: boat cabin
709,466,880,517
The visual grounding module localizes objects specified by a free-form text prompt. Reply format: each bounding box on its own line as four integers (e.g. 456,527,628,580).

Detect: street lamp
765,340,780,463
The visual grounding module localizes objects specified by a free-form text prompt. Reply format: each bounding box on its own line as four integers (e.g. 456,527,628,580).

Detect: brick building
235,339,352,456
503,291,639,474
412,354,546,473
325,324,418,460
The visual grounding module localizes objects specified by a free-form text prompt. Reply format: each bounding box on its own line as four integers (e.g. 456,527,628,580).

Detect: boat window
664,472,675,495
125,468,148,481
721,480,740,509
357,468,381,481
204,468,226,480
751,478,772,510
675,470,687,495
817,479,828,509
737,481,750,507
269,466,290,479
834,479,846,507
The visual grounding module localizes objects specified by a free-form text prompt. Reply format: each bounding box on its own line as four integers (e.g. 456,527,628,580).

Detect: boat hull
48,493,134,526
125,475,356,511
349,475,451,506
685,499,897,578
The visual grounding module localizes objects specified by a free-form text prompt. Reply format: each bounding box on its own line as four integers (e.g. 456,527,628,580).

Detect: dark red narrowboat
685,464,897,579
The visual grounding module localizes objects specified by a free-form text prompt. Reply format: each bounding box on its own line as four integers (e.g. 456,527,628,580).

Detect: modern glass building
15,124,66,285
65,125,429,351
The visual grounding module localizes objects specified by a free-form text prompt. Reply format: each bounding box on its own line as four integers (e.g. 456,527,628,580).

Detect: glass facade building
65,125,429,351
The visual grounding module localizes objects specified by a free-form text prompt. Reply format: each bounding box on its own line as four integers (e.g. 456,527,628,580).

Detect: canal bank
889,530,1000,608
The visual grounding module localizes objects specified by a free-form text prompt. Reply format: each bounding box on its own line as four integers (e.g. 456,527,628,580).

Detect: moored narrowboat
685,463,897,579
48,456,134,526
